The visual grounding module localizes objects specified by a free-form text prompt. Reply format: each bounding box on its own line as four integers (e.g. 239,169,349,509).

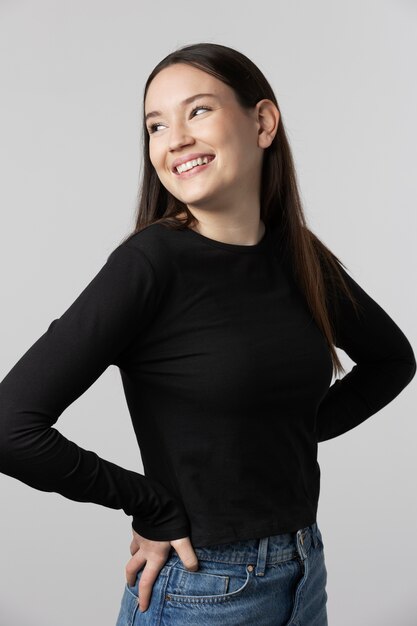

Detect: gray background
0,1,416,624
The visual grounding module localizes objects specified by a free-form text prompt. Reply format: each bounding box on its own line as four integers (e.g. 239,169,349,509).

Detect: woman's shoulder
110,222,179,258
107,222,188,288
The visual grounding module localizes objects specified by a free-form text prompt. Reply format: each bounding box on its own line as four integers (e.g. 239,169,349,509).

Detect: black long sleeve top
0,222,415,548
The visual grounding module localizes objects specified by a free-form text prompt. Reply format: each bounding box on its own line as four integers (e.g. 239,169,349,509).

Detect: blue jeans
115,522,328,626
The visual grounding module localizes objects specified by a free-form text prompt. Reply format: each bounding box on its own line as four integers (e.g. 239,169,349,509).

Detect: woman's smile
173,155,216,179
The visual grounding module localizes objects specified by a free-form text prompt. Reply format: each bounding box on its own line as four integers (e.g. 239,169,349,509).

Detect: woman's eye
148,105,212,134
191,105,212,116
148,122,164,134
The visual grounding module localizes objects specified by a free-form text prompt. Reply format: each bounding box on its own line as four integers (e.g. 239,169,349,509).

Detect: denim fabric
115,522,328,626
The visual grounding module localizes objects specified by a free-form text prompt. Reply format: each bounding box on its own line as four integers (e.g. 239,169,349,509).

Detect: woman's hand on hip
125,528,199,613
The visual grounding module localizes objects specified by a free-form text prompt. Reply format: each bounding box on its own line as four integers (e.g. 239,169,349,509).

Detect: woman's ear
255,99,280,149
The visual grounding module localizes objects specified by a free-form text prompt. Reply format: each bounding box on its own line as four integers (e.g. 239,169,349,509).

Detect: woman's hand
125,528,199,613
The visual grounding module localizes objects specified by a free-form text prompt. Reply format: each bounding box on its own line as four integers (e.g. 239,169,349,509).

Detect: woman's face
144,63,267,216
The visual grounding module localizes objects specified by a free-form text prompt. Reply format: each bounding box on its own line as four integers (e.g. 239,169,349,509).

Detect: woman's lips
173,156,216,179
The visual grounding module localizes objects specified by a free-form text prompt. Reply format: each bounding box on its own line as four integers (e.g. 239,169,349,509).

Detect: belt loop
296,528,307,561
311,523,319,549
255,536,269,576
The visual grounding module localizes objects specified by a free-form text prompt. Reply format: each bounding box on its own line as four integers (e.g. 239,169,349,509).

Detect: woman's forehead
145,65,227,108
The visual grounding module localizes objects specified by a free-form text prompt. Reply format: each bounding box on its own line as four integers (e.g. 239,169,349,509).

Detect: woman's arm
315,264,416,443
0,242,190,541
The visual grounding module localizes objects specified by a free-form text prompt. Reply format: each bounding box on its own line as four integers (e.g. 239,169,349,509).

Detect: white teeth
176,155,212,174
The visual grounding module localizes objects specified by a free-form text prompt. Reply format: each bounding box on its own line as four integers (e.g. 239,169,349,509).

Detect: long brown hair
119,42,362,377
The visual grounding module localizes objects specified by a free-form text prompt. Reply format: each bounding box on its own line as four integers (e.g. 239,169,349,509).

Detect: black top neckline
183,222,270,253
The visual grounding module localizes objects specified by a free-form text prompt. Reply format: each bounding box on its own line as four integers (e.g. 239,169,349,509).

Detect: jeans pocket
165,561,252,604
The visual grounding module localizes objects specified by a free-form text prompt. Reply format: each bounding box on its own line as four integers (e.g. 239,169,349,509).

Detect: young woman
0,42,415,626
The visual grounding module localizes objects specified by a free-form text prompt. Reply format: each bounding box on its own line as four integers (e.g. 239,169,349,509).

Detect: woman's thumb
171,536,199,571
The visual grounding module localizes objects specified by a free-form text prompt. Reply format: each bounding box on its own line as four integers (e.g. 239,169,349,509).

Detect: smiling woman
0,42,415,626
142,61,279,236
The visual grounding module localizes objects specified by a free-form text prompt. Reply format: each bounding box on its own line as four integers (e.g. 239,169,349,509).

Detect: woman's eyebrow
145,93,219,122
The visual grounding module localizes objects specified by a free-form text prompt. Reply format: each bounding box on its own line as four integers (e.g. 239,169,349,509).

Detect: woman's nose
168,124,194,151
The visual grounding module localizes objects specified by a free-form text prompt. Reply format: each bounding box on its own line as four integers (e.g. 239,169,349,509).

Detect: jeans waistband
184,523,320,574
